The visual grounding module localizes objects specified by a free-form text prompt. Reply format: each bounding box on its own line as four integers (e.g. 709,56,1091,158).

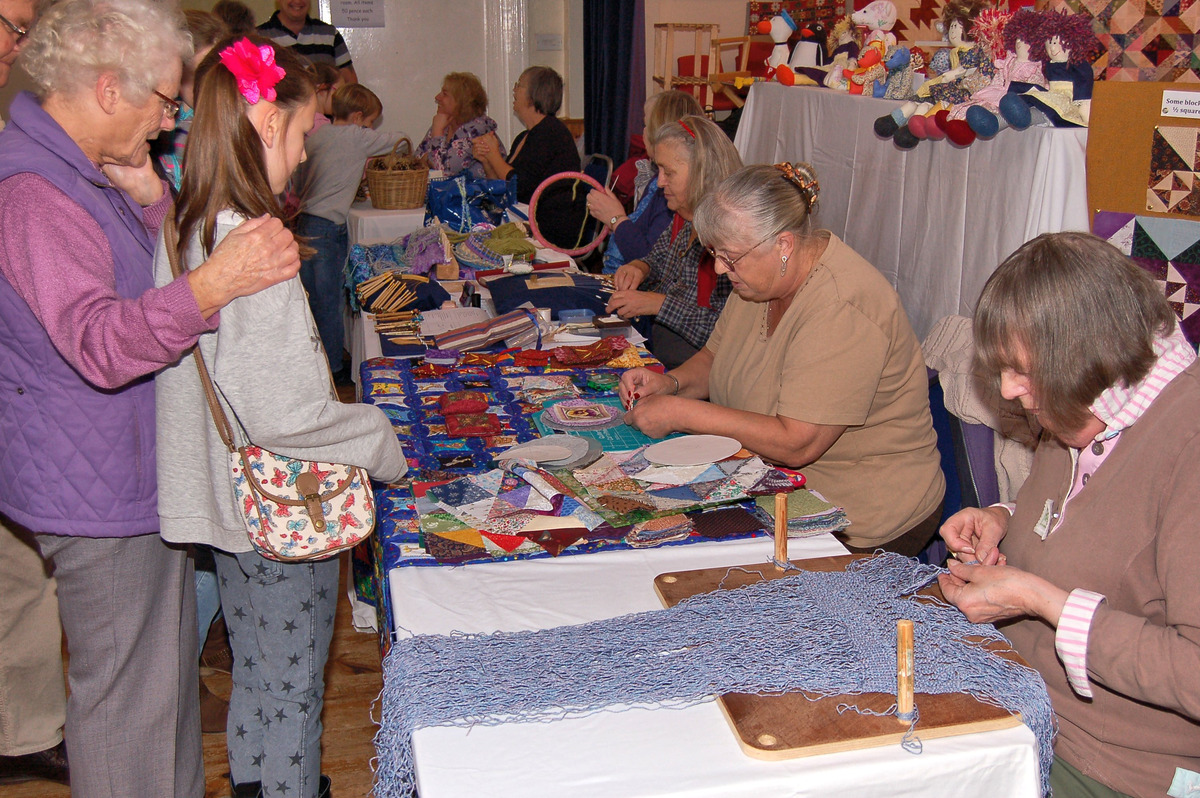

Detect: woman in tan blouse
618,163,944,554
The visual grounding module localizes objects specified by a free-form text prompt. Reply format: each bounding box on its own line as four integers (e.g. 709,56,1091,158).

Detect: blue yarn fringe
373,553,1055,797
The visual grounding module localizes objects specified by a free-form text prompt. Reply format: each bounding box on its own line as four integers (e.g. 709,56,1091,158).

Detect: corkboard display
1087,81,1200,219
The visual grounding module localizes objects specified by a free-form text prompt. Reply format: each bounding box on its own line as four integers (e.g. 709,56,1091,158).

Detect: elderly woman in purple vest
0,0,300,794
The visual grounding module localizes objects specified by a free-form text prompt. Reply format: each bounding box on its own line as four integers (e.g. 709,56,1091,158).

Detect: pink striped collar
1089,325,1196,438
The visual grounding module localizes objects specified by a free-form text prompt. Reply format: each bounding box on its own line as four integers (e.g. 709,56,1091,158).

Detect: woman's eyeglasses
705,232,776,269
153,90,181,120
0,11,28,44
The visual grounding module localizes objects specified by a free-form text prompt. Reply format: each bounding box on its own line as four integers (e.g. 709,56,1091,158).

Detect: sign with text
332,0,383,28
1161,90,1200,119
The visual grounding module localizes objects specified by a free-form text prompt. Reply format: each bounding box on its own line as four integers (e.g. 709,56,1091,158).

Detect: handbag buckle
295,472,327,532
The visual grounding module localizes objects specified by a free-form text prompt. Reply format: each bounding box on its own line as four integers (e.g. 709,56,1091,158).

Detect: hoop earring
780,255,788,276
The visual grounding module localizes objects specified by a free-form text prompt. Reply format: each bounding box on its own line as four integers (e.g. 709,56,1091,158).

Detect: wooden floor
0,553,383,798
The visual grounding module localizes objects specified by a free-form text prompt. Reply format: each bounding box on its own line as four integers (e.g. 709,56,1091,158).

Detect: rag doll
998,10,1101,129
948,8,1049,143
873,0,991,149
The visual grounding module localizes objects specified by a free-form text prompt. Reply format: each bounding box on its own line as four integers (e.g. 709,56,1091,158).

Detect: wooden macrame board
653,554,1024,760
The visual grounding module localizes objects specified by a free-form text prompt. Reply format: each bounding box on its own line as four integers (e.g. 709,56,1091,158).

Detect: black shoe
318,774,332,798
0,740,69,785
332,365,354,386
229,776,262,797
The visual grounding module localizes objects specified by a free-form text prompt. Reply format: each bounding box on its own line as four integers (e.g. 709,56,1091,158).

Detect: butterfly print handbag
164,218,375,561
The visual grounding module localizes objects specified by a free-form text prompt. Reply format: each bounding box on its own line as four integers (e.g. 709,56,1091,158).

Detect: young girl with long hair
153,36,406,798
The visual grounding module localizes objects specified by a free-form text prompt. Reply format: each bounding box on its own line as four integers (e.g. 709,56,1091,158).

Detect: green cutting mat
534,394,680,451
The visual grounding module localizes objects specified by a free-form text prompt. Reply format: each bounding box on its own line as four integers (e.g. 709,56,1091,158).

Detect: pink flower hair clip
219,38,286,105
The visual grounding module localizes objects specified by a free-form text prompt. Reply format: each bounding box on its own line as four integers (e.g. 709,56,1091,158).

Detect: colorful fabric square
424,531,488,562
440,391,489,414
444,413,502,437
1147,127,1200,217
428,479,492,508
552,336,629,366
542,399,624,429
689,506,767,539
1095,210,1200,345
513,349,551,368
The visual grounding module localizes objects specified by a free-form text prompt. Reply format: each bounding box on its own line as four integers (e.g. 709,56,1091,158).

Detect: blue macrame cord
373,552,1055,797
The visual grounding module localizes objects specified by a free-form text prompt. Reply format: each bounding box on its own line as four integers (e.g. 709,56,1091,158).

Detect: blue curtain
584,0,642,164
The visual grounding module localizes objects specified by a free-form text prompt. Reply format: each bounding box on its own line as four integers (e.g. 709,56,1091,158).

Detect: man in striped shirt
257,0,357,83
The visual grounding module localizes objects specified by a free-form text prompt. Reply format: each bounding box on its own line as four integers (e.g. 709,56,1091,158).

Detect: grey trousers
215,549,339,798
0,518,66,755
34,532,203,798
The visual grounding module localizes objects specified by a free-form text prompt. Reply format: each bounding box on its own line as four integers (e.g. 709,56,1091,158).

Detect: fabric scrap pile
373,553,1055,798
756,488,850,536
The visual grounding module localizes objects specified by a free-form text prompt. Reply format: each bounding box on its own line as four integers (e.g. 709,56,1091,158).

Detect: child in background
294,83,408,383
153,36,406,798
309,62,342,134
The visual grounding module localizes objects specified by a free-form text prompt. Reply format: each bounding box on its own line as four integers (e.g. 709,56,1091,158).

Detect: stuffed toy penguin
758,11,799,84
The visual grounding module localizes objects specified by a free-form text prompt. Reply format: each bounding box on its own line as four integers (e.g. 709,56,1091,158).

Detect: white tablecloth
346,200,427,247
389,534,1041,798
734,83,1090,340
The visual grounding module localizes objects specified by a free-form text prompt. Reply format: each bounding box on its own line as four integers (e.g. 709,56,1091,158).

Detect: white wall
337,0,528,147
642,0,748,97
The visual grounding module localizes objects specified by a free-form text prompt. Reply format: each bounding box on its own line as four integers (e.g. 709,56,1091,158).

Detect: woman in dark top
473,66,584,249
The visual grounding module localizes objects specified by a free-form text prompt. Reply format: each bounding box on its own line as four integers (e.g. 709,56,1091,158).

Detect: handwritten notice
331,0,383,28
1161,90,1200,119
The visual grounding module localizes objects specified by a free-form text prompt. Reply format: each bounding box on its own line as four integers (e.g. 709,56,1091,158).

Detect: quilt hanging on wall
1094,210,1200,344
1052,0,1200,82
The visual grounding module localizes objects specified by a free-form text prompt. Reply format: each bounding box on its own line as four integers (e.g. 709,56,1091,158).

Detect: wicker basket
366,137,428,210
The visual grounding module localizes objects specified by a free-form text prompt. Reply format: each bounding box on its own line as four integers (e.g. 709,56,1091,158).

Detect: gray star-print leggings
215,550,339,798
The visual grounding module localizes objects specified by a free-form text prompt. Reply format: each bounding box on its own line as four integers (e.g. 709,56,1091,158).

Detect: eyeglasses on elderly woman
0,10,28,43
704,231,776,269
152,89,182,120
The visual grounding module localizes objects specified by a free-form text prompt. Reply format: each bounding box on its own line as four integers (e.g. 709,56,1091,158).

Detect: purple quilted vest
0,92,159,537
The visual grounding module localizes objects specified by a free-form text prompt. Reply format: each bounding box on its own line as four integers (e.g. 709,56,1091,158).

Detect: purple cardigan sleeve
0,173,217,390
610,188,672,263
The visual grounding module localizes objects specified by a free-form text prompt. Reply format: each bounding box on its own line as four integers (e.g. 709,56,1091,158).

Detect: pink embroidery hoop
527,171,609,257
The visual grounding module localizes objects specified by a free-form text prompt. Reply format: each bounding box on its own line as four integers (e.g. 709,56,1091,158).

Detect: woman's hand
471,132,497,160
186,215,300,319
103,161,165,207
623,393,683,438
606,289,664,320
939,506,1010,566
618,367,675,409
613,261,648,291
587,188,626,227
431,112,451,137
938,561,1068,626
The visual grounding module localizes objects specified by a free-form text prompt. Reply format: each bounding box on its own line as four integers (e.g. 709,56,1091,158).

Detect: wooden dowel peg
773,492,788,569
897,619,914,723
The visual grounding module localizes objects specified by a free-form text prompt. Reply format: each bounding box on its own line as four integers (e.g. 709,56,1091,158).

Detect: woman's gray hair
21,0,193,102
653,115,742,214
520,66,563,117
693,162,820,249
974,231,1177,433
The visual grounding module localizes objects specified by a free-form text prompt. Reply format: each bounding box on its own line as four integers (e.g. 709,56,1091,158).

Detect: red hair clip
679,120,697,139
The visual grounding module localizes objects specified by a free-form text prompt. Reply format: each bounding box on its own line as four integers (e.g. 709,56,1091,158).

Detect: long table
734,83,1090,340
389,533,1042,798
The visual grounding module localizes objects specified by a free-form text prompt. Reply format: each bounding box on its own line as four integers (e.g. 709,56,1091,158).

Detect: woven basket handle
162,216,239,454
392,137,412,157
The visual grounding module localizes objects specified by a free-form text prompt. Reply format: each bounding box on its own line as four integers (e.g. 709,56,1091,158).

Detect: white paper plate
642,435,742,467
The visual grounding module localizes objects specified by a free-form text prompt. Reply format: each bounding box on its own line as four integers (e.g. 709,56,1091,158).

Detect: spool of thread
896,619,915,723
